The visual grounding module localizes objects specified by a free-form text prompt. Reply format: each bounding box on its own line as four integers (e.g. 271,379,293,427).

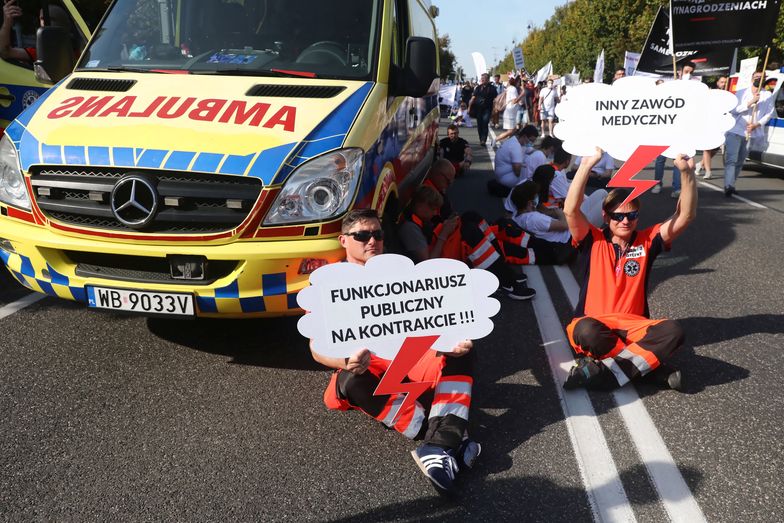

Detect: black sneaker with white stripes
411,444,459,493
501,281,536,300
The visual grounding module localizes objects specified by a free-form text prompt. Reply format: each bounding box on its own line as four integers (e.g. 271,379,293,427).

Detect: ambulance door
0,0,92,134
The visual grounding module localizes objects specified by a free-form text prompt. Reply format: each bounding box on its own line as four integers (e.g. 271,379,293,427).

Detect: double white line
484,130,705,521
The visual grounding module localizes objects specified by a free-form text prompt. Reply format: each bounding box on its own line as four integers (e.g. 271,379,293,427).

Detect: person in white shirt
523,135,558,181
495,76,525,143
723,71,776,196
572,152,615,188
503,180,575,265
493,128,528,188
538,80,558,137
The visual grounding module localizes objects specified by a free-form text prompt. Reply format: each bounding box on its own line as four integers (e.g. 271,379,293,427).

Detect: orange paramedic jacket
573,224,669,318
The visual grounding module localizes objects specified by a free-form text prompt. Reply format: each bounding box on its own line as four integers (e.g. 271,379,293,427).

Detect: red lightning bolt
608,145,670,207
374,335,439,423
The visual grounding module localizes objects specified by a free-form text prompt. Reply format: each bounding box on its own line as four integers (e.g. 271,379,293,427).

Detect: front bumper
0,217,342,318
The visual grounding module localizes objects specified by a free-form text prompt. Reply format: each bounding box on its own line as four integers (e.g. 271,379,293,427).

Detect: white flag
471,52,488,78
571,65,577,75
593,50,605,84
534,61,552,85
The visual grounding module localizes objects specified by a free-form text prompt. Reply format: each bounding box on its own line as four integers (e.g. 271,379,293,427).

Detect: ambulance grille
66,78,137,92
245,84,346,98
66,251,239,285
29,167,262,234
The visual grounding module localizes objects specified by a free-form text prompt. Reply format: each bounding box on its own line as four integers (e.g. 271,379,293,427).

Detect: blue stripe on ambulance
261,273,287,295
272,82,374,185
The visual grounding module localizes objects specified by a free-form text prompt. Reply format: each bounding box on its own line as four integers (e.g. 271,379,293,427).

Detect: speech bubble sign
554,76,737,160
297,254,500,359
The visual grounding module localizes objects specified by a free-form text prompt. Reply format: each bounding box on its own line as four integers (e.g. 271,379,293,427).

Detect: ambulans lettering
46,95,298,131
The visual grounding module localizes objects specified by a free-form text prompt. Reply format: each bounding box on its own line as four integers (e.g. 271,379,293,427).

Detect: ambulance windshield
77,0,381,79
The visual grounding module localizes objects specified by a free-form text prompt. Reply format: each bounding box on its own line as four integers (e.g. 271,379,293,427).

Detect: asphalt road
1,121,783,522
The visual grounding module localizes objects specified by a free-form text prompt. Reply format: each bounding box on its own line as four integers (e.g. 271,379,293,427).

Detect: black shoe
563,357,618,390
515,273,528,284
645,363,683,391
724,186,735,197
501,282,535,300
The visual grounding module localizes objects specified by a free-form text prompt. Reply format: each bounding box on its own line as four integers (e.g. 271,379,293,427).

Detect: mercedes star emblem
111,175,159,229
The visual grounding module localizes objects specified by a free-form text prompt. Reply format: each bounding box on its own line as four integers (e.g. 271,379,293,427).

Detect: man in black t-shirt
467,73,497,147
438,124,472,177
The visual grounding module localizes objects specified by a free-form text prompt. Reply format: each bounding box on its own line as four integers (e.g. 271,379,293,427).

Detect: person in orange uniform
561,149,697,391
310,209,481,494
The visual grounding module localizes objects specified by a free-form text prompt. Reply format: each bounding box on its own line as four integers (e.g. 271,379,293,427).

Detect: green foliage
439,34,456,80
495,0,784,81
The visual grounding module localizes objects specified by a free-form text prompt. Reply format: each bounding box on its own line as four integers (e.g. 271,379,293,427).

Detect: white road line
525,266,637,523
0,293,46,320
698,180,767,209
554,267,707,523
490,134,635,521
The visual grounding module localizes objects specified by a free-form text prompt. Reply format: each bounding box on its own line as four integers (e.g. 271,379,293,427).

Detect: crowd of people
310,61,779,496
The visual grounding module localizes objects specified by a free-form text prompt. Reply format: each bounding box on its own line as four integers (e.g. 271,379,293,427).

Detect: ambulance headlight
264,148,363,225
0,135,30,211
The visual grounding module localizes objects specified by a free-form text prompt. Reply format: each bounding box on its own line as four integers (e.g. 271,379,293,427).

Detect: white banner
593,50,605,84
555,76,737,160
439,84,458,108
513,47,525,71
736,57,759,91
624,51,641,77
298,254,499,359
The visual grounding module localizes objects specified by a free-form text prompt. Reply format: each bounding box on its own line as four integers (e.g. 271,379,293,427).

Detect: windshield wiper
75,66,177,74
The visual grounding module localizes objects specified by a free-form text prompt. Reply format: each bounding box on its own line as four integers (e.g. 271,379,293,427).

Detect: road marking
698,181,767,209
0,293,46,320
489,137,635,521
525,266,637,522
554,266,707,523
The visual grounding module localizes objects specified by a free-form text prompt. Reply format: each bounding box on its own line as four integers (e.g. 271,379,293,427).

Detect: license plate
87,286,194,316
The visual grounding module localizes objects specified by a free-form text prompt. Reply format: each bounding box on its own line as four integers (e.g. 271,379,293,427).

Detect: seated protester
532,163,606,228
439,125,472,178
561,150,697,392
522,135,559,182
454,102,473,127
493,126,537,189
570,152,616,188
311,209,480,494
426,160,535,267
506,181,576,265
398,185,535,300
546,145,573,209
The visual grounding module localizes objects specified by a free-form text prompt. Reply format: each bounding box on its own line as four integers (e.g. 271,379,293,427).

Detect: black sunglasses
345,229,384,242
609,210,640,222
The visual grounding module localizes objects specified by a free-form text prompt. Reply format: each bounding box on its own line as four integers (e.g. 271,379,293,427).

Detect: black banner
671,0,781,49
637,7,735,75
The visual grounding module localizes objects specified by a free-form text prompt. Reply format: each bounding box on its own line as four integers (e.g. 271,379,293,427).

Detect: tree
438,34,456,80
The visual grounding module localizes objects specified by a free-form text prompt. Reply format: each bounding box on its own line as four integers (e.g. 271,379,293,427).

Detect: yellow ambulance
0,0,441,318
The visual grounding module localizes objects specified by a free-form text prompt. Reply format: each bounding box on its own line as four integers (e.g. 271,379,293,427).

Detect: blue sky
434,0,568,77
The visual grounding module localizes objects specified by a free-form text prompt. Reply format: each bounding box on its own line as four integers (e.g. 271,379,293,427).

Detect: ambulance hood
14,74,373,185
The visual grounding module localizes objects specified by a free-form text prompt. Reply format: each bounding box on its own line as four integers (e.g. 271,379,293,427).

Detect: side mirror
34,26,74,85
394,37,437,98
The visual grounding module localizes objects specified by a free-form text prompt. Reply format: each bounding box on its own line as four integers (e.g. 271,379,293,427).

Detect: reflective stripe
381,396,405,427
402,404,426,438
434,380,472,397
478,220,497,242
616,348,652,375
528,249,536,264
467,240,493,261
601,357,630,386
429,402,470,420
381,396,426,439
473,250,500,269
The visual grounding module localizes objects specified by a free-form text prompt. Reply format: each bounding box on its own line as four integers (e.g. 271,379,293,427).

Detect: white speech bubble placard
554,76,737,160
297,254,500,359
